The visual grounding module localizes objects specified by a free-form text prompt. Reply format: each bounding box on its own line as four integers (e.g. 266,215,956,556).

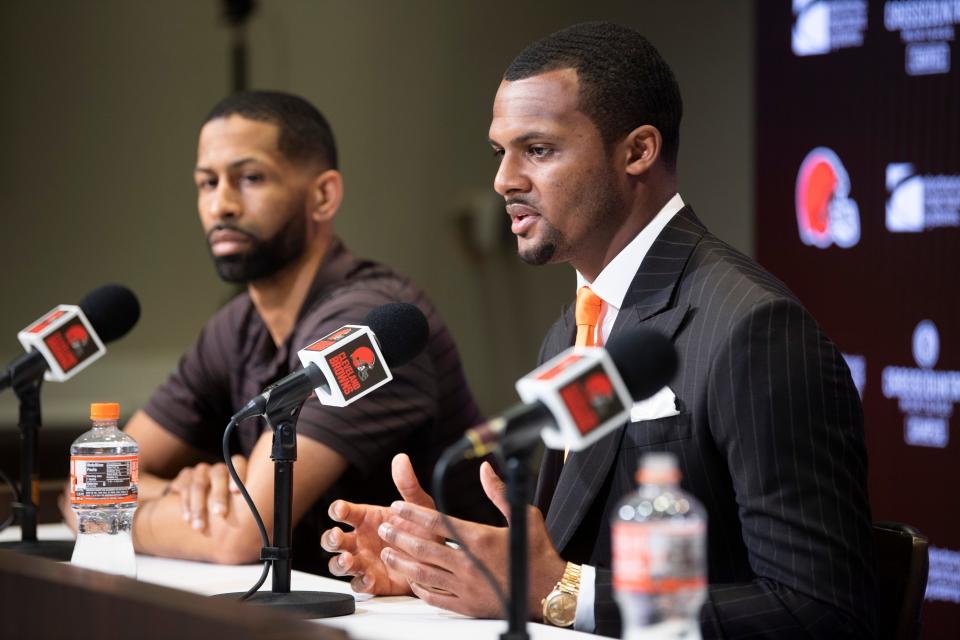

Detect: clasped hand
320,453,566,619
167,454,248,530
58,455,248,534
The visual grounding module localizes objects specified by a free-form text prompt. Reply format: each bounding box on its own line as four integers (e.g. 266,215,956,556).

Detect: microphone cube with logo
297,325,392,407
17,305,106,382
516,346,632,452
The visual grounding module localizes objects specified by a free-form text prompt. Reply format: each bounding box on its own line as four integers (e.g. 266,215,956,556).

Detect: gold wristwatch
541,562,582,627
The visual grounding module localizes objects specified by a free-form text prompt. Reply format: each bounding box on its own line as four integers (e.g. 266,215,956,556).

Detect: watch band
558,561,582,595
541,562,582,627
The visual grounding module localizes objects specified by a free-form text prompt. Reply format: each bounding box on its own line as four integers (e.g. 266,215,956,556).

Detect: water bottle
69,402,138,577
612,452,707,640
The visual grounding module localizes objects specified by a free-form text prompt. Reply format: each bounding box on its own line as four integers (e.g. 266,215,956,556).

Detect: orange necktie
565,286,603,463
575,286,603,347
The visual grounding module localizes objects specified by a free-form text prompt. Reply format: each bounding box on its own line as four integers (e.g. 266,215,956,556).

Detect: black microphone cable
224,414,514,611
221,414,272,600
0,467,21,533
431,447,510,620
217,302,432,601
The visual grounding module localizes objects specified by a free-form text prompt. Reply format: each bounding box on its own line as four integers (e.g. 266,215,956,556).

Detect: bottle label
70,455,139,505
612,520,706,593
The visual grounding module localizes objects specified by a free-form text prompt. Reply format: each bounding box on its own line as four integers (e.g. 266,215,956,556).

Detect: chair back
873,521,929,640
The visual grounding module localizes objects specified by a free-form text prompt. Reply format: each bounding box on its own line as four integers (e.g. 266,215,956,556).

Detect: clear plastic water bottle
69,402,138,577
612,452,707,640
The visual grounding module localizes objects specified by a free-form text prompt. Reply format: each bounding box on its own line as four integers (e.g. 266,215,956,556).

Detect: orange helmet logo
351,346,376,382
584,372,614,412
65,324,90,355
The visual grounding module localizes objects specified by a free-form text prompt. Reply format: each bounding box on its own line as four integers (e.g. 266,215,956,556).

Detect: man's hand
58,483,77,534
127,430,346,565
379,460,566,620
321,453,437,594
167,455,247,531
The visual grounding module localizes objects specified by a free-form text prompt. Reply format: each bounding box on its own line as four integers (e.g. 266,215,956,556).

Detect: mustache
504,196,539,210
206,223,260,243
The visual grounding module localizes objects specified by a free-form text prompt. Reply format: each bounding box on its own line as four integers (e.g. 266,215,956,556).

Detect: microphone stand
499,437,542,640
484,404,557,640
216,402,354,618
0,376,75,560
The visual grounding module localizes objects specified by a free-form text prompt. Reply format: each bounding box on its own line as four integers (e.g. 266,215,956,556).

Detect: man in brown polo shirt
98,91,494,572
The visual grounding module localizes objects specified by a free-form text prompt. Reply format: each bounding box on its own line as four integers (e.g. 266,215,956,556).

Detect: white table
0,524,602,640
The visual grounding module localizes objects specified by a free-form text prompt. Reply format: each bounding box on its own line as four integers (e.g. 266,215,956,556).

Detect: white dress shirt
571,193,684,632
575,192,685,344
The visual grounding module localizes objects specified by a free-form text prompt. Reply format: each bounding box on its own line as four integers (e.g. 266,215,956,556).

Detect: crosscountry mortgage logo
792,0,867,56
913,320,940,370
927,546,960,603
885,0,959,76
882,319,958,449
795,147,861,248
886,163,960,232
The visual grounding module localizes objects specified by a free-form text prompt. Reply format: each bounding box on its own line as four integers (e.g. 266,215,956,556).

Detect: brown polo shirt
143,238,497,572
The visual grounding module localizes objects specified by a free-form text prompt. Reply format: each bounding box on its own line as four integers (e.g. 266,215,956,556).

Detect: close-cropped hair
505,21,683,169
203,90,338,170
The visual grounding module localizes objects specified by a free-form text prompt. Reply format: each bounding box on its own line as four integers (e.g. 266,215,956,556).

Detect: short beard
515,164,623,267
517,224,561,265
209,214,307,284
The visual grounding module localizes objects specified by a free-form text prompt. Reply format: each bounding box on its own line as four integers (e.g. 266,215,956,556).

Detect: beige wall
0,1,753,426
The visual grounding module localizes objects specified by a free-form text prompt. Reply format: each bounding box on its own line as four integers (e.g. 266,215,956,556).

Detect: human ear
310,169,344,223
623,125,662,177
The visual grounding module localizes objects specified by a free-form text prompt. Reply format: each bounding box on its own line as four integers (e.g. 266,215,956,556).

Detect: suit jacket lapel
544,206,705,551
533,309,575,513
617,206,706,325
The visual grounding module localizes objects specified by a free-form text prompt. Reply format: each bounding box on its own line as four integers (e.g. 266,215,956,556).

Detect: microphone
0,284,141,392
457,329,678,458
232,302,430,421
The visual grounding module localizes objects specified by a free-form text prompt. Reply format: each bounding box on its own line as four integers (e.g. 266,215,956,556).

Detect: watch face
545,591,577,627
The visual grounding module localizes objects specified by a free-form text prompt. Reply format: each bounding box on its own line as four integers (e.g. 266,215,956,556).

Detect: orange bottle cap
637,467,682,484
636,451,681,484
90,402,120,420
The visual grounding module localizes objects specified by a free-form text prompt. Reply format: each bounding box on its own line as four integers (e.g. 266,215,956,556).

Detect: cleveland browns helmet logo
351,346,376,382
65,324,90,357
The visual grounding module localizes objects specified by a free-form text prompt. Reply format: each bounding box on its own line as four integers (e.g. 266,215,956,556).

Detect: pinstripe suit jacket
533,207,877,638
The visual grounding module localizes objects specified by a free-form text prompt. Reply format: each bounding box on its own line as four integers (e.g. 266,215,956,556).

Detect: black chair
873,521,929,640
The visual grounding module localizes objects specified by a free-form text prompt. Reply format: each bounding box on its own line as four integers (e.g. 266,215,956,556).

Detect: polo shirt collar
250,235,360,376
297,236,357,322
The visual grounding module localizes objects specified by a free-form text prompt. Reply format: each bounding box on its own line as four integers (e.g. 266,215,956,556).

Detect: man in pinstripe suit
322,22,877,638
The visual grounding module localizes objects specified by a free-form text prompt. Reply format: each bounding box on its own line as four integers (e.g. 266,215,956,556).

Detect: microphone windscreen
605,329,678,402
364,303,429,368
79,284,141,344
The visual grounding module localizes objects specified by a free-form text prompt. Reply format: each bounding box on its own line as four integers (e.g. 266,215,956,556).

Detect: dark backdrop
756,2,960,637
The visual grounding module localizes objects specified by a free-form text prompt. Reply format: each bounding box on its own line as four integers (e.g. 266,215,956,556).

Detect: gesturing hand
377,459,566,620
321,453,437,594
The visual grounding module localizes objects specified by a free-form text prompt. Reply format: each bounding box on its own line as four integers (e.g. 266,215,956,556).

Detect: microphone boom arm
0,350,49,393
231,363,329,422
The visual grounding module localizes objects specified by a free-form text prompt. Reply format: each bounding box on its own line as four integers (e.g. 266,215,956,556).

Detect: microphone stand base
0,539,74,561
213,590,355,618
